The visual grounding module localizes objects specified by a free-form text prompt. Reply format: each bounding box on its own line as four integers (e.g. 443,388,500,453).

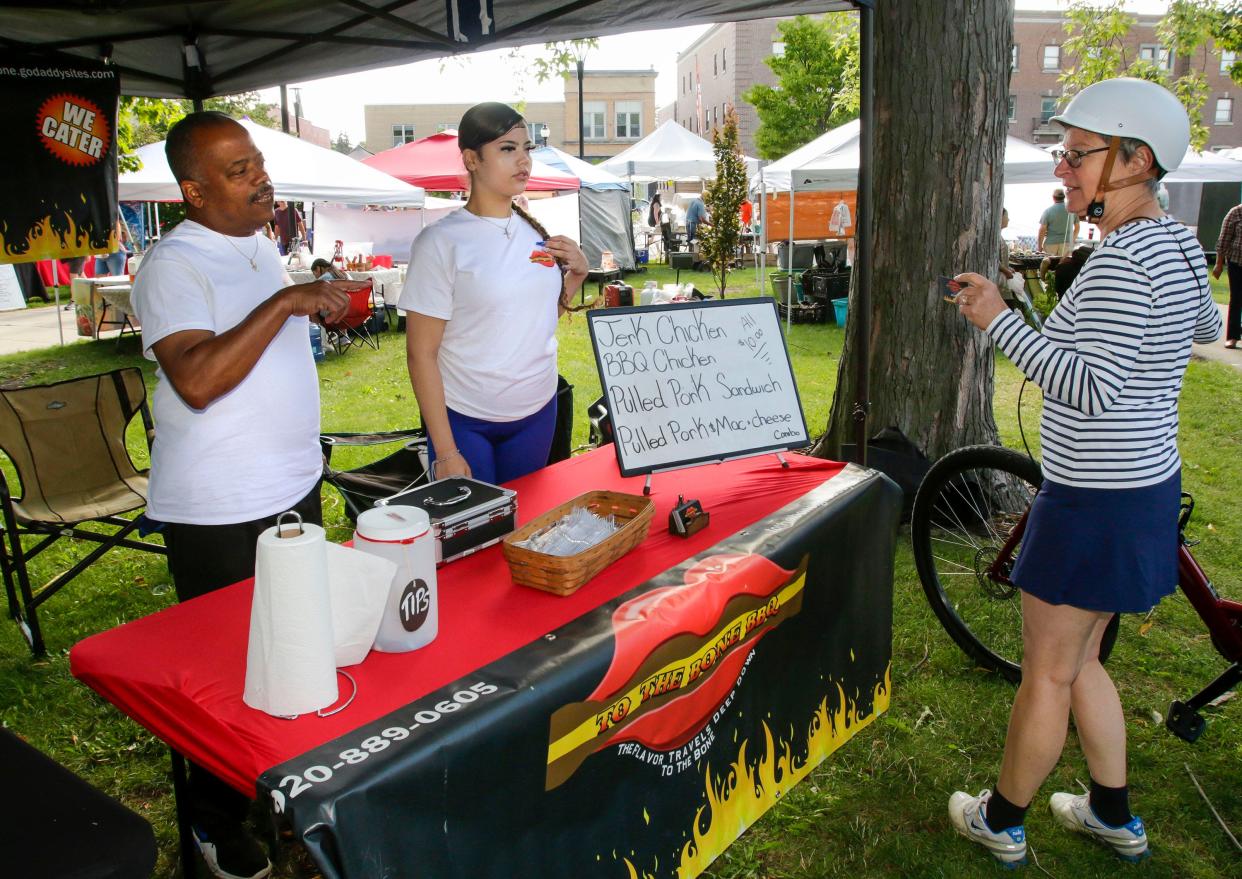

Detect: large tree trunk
814,0,1014,463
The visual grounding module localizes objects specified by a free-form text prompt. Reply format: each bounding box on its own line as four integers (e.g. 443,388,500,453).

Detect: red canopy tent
363,131,579,192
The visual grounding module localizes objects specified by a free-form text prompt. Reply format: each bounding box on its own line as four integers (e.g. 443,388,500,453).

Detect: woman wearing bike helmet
949,78,1222,867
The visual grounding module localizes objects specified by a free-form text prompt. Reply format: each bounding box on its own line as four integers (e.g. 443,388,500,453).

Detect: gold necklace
222,233,261,271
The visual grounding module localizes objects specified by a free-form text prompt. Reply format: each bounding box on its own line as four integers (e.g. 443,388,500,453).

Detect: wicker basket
502,490,654,596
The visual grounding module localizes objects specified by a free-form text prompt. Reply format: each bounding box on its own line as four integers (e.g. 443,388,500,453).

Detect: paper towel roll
244,521,338,717
325,543,395,667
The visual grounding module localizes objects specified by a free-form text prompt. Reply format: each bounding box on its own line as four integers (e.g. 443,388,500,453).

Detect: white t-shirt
400,209,560,421
131,220,321,525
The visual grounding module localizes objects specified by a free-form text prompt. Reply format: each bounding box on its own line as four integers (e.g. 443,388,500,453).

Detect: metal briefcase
378,477,517,565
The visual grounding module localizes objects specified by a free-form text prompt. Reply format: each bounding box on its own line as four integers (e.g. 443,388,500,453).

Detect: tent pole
787,186,794,333
52,259,64,346
853,0,875,465
280,85,290,134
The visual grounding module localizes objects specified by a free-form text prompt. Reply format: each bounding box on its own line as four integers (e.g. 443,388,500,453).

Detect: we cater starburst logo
36,93,110,167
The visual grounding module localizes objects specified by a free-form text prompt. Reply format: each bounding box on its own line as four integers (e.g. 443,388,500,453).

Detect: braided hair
459,102,585,311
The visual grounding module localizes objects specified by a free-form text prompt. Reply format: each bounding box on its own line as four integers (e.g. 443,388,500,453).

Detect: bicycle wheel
911,445,1042,682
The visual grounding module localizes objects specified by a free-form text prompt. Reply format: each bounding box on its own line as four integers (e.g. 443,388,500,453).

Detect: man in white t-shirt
130,111,350,879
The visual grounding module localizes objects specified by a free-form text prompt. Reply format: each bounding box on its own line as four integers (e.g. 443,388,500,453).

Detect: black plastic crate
777,301,828,324
802,269,851,300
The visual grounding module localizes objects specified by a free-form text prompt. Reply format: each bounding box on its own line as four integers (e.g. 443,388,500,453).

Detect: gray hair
1117,136,1161,194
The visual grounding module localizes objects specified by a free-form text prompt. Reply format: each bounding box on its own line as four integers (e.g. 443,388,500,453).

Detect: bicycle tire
911,445,1117,682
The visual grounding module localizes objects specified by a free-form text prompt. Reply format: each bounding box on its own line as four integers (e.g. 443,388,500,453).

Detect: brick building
672,19,787,155
363,69,656,162
1012,10,1237,150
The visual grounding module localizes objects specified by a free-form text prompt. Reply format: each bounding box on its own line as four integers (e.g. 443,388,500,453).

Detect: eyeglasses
1050,146,1109,168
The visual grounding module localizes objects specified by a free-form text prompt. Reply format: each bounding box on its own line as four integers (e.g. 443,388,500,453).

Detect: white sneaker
1049,792,1150,862
949,789,1028,868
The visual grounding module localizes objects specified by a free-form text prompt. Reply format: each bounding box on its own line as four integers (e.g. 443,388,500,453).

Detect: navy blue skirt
1010,471,1180,613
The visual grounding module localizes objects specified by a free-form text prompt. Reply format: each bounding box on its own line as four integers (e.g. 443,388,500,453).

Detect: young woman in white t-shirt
400,102,589,484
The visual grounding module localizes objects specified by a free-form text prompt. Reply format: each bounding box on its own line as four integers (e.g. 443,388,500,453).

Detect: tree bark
814,0,1014,463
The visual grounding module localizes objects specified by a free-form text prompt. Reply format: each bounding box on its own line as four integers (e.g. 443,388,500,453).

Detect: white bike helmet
1050,77,1189,175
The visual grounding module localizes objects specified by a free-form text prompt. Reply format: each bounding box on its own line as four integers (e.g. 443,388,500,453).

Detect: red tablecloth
71,449,844,795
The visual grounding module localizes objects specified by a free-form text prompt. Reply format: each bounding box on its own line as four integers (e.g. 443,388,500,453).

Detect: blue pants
94,252,127,276
432,397,556,485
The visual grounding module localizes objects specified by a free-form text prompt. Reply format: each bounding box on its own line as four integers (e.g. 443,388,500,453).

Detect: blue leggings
432,397,556,485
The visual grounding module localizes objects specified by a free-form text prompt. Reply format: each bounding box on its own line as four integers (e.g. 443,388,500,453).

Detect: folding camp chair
0,368,166,656
321,428,430,523
322,280,381,354
0,727,157,878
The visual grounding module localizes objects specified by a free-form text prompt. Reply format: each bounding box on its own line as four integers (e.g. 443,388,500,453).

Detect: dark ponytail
510,201,588,312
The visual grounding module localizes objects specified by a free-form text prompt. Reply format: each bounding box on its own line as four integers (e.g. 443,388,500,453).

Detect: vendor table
71,449,899,879
584,267,623,305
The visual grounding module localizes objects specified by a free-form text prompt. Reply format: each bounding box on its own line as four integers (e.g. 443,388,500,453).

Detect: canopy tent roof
532,146,628,191
781,122,1058,191
755,121,863,193
362,131,578,192
599,119,760,182
119,119,426,205
3,1,854,100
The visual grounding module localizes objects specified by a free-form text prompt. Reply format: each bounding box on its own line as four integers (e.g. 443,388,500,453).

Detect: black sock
1089,779,1133,827
984,786,1029,832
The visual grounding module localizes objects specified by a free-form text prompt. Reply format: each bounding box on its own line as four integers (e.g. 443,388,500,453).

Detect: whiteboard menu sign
587,298,809,477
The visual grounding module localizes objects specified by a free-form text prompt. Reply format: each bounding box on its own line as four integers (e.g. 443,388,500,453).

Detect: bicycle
910,444,1242,743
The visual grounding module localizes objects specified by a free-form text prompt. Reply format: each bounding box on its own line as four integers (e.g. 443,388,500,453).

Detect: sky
258,1,1174,146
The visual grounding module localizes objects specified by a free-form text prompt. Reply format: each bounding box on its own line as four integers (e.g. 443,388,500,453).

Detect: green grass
0,268,1239,878
1209,272,1229,306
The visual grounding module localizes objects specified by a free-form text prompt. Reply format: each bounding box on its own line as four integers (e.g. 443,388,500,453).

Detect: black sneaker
192,822,273,879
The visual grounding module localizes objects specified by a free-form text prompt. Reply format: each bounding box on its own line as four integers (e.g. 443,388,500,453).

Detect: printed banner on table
0,53,120,264
260,470,901,879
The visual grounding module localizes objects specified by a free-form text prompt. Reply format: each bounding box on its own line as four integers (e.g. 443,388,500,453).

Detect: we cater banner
0,54,120,264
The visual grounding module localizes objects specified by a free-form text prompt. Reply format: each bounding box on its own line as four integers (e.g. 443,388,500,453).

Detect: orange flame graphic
0,212,114,263
612,664,892,879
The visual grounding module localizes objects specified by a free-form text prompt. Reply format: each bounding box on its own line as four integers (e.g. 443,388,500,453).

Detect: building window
1217,97,1234,125
1222,50,1237,75
1139,44,1172,69
772,42,785,57
436,122,453,133
616,101,642,139
1042,45,1060,70
528,121,551,144
1040,96,1059,124
582,101,606,140
1011,45,1019,71
1008,94,1016,123
392,124,415,146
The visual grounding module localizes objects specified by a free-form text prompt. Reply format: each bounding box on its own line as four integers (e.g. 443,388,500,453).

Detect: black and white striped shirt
988,217,1222,489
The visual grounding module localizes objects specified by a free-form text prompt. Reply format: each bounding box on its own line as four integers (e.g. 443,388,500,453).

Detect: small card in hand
938,275,967,303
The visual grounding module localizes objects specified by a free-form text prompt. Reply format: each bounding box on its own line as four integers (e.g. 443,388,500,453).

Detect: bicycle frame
983,492,1242,743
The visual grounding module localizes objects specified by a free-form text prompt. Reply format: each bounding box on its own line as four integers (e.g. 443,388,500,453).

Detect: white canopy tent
533,146,635,269
119,119,426,206
599,119,759,182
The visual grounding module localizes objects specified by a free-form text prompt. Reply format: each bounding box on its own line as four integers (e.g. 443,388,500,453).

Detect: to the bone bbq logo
36,94,110,167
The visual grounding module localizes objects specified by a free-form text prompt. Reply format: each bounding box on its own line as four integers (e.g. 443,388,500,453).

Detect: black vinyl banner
259,468,901,879
0,53,120,264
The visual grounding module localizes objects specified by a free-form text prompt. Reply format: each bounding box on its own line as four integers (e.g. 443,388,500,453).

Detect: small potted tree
698,107,749,299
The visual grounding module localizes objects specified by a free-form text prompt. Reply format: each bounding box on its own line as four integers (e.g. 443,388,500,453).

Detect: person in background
1037,188,1079,256
94,213,132,277
1053,246,1093,300
130,111,353,879
310,257,348,281
685,195,708,244
271,200,306,253
948,78,1221,869
401,102,588,485
1212,200,1241,349
740,198,753,231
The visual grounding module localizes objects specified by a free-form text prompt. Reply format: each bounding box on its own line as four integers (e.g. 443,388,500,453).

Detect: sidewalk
1191,303,1241,370
0,304,125,356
